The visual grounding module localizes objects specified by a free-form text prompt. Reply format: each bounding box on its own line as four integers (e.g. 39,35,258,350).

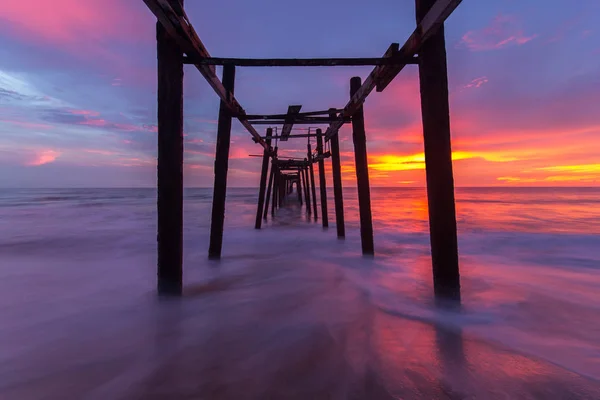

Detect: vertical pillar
297,170,304,205
157,9,184,295
416,0,460,300
272,166,279,216
329,109,346,239
316,129,329,228
208,65,236,260
279,171,286,205
264,160,274,219
302,162,311,213
350,77,374,255
308,143,318,218
255,129,272,229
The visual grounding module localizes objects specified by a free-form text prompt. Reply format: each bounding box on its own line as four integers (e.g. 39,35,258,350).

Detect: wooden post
308,143,318,218
350,77,374,255
255,129,272,229
316,129,329,228
272,166,279,216
329,109,346,238
297,170,304,205
279,171,286,205
208,65,236,260
416,0,460,300
157,8,184,295
264,158,275,219
303,162,311,213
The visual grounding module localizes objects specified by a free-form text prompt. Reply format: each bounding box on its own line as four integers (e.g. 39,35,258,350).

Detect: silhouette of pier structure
145,0,463,300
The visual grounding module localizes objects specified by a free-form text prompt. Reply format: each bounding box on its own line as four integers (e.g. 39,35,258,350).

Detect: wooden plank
316,129,329,228
255,129,272,229
302,164,311,213
246,109,343,120
261,133,319,139
350,77,374,255
182,56,418,66
325,0,463,140
416,0,460,300
263,149,277,220
208,65,236,259
329,110,345,238
143,0,269,150
308,143,318,218
251,116,350,125
156,11,184,295
280,105,302,141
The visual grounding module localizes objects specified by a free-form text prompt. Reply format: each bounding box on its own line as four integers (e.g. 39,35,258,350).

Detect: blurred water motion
1,187,599,398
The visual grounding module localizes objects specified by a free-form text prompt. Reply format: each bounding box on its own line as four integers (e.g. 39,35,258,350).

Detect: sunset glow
0,0,599,187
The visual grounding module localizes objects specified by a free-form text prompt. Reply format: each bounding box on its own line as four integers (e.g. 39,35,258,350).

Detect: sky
0,0,599,188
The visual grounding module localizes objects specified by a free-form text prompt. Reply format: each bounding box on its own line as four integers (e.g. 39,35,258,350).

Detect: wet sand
3,258,599,400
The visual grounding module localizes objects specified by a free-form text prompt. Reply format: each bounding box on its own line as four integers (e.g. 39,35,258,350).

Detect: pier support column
417,0,460,300
350,77,374,255
308,144,318,219
303,162,311,213
297,171,304,205
272,165,279,216
264,149,277,219
255,129,272,229
157,10,184,295
329,109,345,238
208,64,236,260
316,129,329,228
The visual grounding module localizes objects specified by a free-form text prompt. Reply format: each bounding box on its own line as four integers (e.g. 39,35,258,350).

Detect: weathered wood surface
325,0,463,140
302,165,311,213
255,130,272,229
182,56,418,66
263,159,275,220
143,0,269,150
316,129,328,228
156,11,184,295
251,117,350,125
308,143,318,218
329,109,345,239
208,65,236,260
280,105,302,141
350,77,374,255
247,109,342,120
417,0,460,299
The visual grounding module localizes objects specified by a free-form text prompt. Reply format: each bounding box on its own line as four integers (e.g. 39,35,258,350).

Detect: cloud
459,14,537,51
27,149,60,166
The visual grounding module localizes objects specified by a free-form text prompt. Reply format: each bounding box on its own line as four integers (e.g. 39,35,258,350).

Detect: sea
1,187,599,398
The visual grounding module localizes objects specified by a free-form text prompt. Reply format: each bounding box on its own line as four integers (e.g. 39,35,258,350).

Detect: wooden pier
145,0,463,300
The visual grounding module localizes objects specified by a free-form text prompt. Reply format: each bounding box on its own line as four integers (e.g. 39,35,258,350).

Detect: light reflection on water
0,187,599,398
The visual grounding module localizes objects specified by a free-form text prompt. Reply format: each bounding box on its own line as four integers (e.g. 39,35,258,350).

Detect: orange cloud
27,149,60,166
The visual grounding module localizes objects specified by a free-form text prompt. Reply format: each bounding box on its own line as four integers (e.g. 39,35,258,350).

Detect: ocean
1,187,600,398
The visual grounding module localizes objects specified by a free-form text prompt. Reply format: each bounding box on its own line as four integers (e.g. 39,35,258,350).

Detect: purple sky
1,0,599,187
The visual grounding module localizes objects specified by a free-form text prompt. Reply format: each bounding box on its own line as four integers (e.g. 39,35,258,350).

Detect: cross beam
182,56,419,67
280,105,302,141
143,0,269,150
325,0,463,140
244,109,342,120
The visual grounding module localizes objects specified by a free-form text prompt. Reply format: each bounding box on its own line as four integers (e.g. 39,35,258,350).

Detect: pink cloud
1,119,53,130
69,109,100,117
27,149,60,166
0,1,148,46
463,77,489,89
459,14,537,51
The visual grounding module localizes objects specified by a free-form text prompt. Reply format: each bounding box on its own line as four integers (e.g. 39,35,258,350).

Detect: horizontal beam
251,116,351,125
261,133,319,139
245,109,343,120
182,56,419,67
281,105,302,142
143,0,269,151
326,0,463,140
